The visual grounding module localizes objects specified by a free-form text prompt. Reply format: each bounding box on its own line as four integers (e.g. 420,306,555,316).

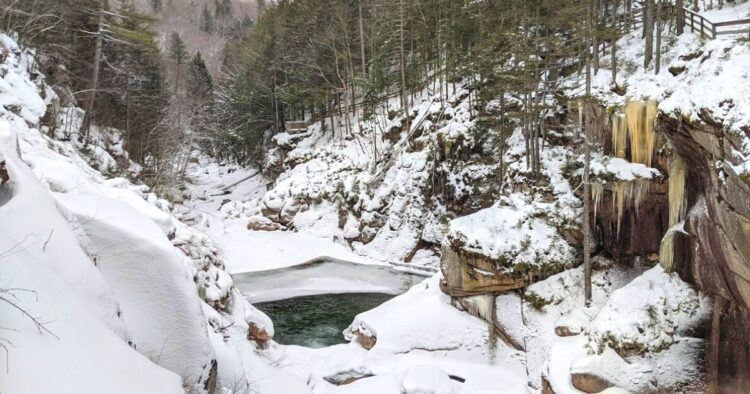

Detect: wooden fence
683,7,750,39
594,5,750,57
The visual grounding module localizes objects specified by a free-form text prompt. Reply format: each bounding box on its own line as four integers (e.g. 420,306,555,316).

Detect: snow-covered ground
273,275,530,394
699,1,750,22
234,259,425,302
181,158,386,273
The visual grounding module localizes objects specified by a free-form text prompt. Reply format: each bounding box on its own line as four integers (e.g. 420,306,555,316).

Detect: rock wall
659,113,750,393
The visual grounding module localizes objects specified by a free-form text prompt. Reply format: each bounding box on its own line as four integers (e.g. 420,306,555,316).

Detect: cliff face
659,113,750,392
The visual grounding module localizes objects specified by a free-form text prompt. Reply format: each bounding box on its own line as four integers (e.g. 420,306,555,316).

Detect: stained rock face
659,113,750,391
594,186,669,261
439,245,527,296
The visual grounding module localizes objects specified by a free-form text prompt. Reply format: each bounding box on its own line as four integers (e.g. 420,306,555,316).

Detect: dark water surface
255,292,394,348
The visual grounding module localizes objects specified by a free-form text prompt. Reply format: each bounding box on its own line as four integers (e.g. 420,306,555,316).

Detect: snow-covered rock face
587,29,750,181
441,127,581,295
587,266,711,356
236,85,500,271
582,19,750,388
0,33,284,394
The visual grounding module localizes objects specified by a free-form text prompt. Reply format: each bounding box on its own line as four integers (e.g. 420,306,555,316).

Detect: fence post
701,16,705,37
712,23,716,39
690,12,694,33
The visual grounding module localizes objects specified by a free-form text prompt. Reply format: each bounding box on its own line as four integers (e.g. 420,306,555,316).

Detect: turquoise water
255,292,394,348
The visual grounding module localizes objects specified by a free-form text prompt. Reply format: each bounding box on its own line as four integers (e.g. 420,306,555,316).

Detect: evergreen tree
200,4,215,33
169,32,187,91
150,0,162,13
186,52,216,149
187,52,213,99
257,0,267,15
169,32,188,68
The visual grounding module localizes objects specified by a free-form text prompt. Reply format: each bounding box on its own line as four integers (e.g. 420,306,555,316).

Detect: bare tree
81,0,105,139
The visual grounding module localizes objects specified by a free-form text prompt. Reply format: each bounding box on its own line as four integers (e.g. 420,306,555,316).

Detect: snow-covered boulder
587,265,711,356
55,193,216,390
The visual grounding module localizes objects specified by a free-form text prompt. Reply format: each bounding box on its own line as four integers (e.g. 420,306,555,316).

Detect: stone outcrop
439,245,527,297
349,328,376,350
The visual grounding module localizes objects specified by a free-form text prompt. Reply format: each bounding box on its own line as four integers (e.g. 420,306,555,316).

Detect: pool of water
255,292,394,348
236,259,428,347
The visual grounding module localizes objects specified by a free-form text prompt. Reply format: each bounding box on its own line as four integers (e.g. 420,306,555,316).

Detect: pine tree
187,52,213,100
200,4,214,33
150,0,162,13
169,32,187,90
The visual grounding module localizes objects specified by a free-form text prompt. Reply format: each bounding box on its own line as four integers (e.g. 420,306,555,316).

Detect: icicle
645,100,659,167
667,153,687,227
632,178,651,213
614,181,627,236
659,152,687,272
624,99,658,166
625,100,645,165
592,181,604,219
659,231,676,272
611,113,628,159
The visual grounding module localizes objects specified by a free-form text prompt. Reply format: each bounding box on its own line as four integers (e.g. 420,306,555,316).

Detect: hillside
3,0,750,393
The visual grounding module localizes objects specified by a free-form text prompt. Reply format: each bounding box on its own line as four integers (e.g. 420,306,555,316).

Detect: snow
55,193,216,388
272,275,529,394
585,154,662,182
400,365,458,394
0,32,307,394
0,123,182,393
234,259,425,303
699,1,750,22
522,261,650,391
446,192,575,272
583,27,750,179
183,156,385,274
587,265,711,355
0,19,725,393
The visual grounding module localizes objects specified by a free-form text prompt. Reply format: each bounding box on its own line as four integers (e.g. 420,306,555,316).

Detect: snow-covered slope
0,32,292,393
586,27,750,176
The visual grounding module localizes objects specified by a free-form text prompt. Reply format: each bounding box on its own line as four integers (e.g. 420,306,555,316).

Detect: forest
2,0,750,393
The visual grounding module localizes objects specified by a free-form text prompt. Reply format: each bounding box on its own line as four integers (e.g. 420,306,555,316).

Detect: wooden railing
593,6,750,57
683,7,750,39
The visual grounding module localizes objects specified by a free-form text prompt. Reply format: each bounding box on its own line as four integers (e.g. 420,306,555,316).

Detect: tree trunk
81,1,104,140
593,0,600,73
676,0,685,34
611,0,618,85
655,0,663,74
583,0,594,307
399,0,408,127
644,0,654,68
582,101,592,307
358,4,367,79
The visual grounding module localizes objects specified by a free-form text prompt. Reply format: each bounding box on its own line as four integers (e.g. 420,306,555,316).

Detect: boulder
248,322,272,348
247,215,283,231
349,328,376,350
440,245,527,297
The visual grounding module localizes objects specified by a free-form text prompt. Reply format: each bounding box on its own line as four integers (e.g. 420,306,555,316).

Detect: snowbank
587,266,711,355
0,123,182,392
55,193,216,388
